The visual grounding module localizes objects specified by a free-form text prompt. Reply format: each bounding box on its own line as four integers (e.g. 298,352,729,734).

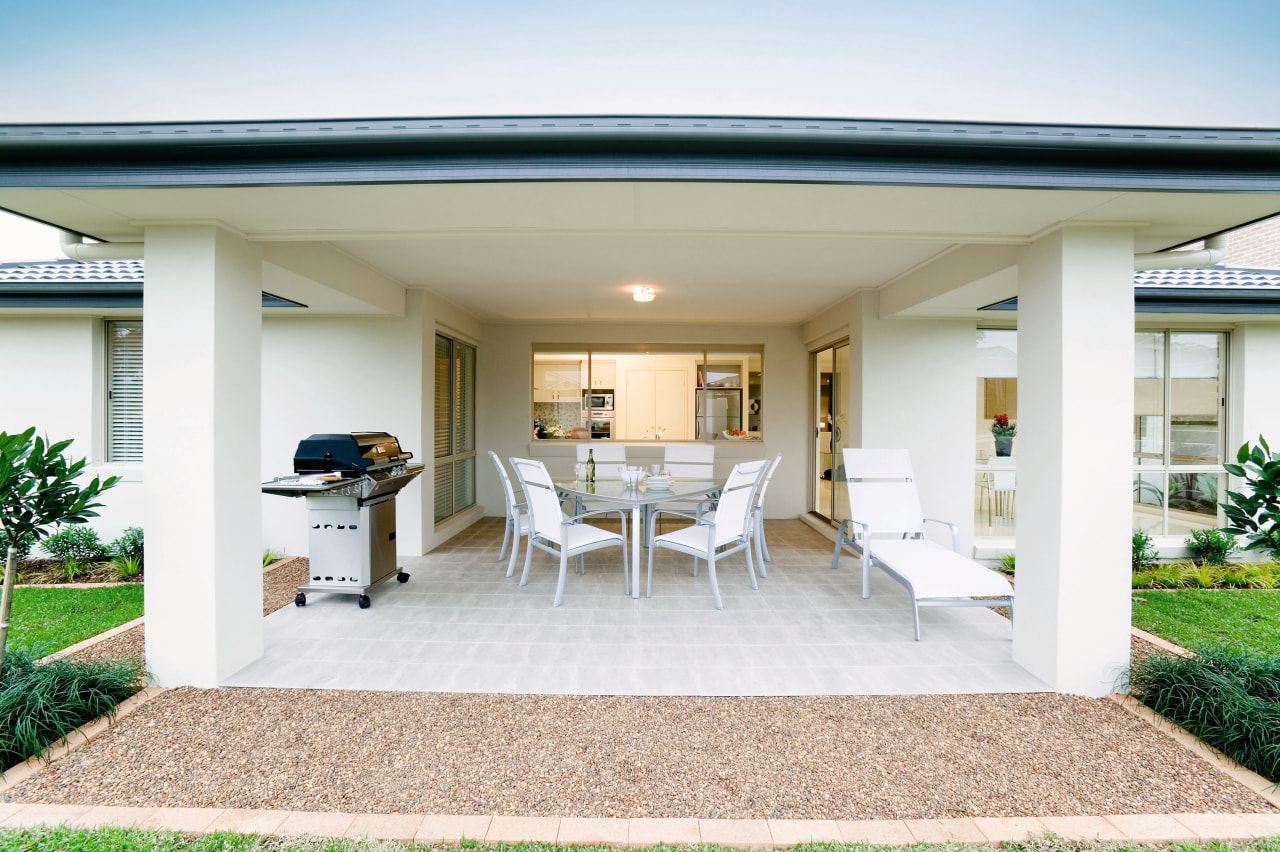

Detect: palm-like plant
0,429,119,666
1222,436,1280,560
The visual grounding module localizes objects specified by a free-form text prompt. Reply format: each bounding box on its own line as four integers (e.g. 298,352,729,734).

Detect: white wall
477,322,808,519
1231,324,1280,451
0,316,145,544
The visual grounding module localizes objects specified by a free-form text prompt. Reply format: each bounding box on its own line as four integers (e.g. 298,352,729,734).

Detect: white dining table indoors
553,477,720,599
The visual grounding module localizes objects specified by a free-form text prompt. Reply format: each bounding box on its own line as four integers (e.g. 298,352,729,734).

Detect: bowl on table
644,474,674,490
622,467,645,486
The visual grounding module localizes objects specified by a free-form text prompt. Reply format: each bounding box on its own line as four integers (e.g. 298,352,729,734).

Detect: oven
588,417,613,439
583,391,614,411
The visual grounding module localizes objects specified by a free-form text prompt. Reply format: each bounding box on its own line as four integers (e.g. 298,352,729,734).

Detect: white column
1014,226,1133,696
143,224,263,687
1231,324,1280,449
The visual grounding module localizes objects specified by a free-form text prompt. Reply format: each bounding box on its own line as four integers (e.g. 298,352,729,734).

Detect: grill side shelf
261,476,366,498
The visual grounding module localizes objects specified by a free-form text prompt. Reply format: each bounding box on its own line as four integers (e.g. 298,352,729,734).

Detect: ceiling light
632,286,655,302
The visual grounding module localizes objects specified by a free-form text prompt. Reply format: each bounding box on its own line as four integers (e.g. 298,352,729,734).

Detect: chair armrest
566,508,627,524
922,517,960,552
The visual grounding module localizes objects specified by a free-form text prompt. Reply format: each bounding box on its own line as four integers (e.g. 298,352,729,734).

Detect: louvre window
106,321,144,462
434,333,477,523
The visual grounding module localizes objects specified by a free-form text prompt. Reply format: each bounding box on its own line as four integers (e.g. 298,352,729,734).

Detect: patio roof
980,265,1280,314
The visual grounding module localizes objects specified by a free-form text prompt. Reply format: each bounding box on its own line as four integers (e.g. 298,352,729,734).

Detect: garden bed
11,558,142,586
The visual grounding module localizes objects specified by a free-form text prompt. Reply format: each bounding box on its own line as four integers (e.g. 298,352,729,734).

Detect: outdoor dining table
553,477,721,599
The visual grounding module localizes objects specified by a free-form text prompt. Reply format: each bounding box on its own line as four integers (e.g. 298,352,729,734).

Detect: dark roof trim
982,288,1280,315
1,115,1278,193
0,288,305,309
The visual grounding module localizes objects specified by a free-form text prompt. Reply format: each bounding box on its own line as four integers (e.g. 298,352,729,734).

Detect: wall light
632,285,655,302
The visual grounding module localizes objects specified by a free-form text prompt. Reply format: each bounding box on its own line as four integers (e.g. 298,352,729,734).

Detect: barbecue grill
262,431,424,608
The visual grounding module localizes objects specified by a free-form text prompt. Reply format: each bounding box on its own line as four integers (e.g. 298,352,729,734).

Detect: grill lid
293,431,413,474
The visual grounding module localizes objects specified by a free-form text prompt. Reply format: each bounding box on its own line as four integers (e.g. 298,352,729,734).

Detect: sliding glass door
813,342,849,523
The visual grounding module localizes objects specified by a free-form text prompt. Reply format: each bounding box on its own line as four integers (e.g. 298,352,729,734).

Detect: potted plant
991,414,1016,457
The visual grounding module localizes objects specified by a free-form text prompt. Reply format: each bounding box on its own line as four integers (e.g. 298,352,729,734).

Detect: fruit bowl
722,430,756,441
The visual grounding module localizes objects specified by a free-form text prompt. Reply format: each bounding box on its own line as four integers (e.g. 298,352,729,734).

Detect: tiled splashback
533,402,583,437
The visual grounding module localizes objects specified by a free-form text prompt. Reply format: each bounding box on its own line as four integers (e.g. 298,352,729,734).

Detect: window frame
104,319,144,464
434,331,477,525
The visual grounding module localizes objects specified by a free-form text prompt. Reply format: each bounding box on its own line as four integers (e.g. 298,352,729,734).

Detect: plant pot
994,437,1013,457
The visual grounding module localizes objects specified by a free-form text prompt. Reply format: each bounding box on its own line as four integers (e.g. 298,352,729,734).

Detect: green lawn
1132,588,1280,653
6,584,143,656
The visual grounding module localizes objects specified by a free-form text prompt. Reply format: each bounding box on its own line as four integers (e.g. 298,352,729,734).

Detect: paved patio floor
224,519,1047,695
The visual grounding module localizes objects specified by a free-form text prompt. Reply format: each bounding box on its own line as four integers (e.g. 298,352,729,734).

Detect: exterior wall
476,322,808,520
0,315,145,543
1225,215,1280,269
804,291,977,551
261,289,484,558
1231,323,1280,452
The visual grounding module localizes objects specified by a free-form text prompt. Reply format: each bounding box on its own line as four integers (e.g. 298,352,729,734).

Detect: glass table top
553,478,719,506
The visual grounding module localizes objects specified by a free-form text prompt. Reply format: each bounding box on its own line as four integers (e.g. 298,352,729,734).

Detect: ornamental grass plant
1132,560,1280,589
0,646,144,768
1127,645,1280,783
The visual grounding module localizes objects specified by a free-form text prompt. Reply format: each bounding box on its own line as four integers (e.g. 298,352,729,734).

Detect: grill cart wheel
397,571,410,583
294,593,306,607
358,595,371,609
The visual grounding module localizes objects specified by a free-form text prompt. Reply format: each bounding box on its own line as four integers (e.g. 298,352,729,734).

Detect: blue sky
1,0,1278,126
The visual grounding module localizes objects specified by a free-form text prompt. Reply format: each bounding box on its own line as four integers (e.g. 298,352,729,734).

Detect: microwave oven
583,391,614,411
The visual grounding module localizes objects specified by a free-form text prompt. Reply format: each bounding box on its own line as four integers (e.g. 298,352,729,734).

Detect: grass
1127,645,1280,783
1132,589,1280,654
1132,560,1280,590
6,585,144,656
0,647,145,767
0,831,1276,852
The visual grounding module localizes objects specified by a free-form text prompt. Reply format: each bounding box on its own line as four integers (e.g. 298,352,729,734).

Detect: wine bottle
586,449,596,483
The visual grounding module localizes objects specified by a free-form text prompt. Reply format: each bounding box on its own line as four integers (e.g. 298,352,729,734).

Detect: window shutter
106,321,144,462
455,342,475,453
434,334,452,459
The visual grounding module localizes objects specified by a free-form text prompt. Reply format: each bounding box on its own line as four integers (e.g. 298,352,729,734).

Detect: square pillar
143,224,263,687
1014,226,1133,696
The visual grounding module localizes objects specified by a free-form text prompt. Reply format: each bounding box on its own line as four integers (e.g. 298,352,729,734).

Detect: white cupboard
625,369,689,439
534,361,584,402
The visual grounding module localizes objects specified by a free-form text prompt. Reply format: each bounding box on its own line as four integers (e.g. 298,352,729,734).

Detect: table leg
631,505,642,599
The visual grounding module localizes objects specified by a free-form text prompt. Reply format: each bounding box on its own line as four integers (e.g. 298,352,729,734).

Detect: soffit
1,181,1277,323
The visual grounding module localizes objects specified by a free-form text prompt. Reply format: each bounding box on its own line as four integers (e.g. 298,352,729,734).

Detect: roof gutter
1134,233,1228,270
60,231,143,261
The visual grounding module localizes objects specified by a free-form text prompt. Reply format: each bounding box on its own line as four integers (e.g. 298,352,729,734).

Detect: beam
879,244,1018,317
260,242,405,317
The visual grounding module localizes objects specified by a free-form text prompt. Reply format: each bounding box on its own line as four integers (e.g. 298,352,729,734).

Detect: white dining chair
576,443,627,479
646,458,769,609
510,457,628,606
487,451,528,578
687,453,781,577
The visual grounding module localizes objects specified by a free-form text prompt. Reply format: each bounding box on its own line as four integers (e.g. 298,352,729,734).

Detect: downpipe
1134,233,1228,270
59,230,144,261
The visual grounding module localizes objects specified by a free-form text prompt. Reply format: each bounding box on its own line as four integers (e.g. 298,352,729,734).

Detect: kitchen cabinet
625,369,689,439
589,360,616,389
534,361,584,402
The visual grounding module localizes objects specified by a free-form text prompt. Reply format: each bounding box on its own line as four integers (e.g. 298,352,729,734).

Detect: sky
2,0,1279,127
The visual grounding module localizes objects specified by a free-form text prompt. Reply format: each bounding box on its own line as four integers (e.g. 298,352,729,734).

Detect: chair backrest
991,471,1016,491
488,451,520,518
714,458,769,545
754,453,783,509
841,448,924,536
576,443,627,479
509,457,566,543
664,443,714,479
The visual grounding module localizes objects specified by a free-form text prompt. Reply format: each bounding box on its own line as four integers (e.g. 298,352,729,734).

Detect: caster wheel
397,571,410,583
358,595,371,609
294,593,306,607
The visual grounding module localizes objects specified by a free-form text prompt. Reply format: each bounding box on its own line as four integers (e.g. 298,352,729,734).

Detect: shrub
1223,435,1280,560
53,559,87,583
1132,529,1159,571
1185,527,1238,565
994,552,1015,577
0,646,144,767
111,555,142,581
41,525,109,564
1127,645,1280,782
262,548,284,568
108,526,143,565
0,528,34,562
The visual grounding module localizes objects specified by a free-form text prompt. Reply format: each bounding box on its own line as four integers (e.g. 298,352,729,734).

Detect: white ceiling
2,182,1277,323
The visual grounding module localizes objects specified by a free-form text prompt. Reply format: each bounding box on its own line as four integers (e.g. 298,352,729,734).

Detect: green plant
53,559,86,583
1127,645,1280,782
1185,527,1238,565
994,552,1015,577
1132,528,1159,571
0,528,34,562
990,413,1016,438
111,554,142,581
262,548,284,568
108,526,144,565
1223,435,1280,560
41,524,109,564
7,585,144,655
0,646,144,767
0,429,119,665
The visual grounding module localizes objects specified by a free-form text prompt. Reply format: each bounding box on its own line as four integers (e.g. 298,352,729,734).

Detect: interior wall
477,322,807,519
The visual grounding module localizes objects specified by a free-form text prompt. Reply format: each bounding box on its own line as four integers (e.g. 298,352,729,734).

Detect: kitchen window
434,333,476,523
532,345,764,441
106,320,144,463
